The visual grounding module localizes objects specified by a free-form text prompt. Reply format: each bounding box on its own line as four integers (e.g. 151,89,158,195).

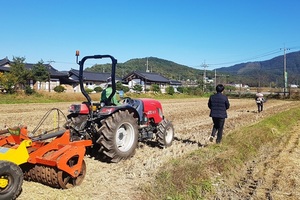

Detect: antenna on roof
47,60,55,65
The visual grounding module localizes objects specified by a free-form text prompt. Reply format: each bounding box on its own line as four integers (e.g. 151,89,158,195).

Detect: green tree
166,86,175,95
25,85,35,95
177,86,184,93
32,60,50,82
10,57,32,90
185,86,203,96
94,86,103,93
225,85,236,92
151,84,160,93
122,85,129,93
116,81,129,93
133,84,143,93
0,72,17,93
116,81,123,91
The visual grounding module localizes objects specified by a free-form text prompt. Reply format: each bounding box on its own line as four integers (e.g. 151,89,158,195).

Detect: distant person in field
208,84,230,144
255,93,265,113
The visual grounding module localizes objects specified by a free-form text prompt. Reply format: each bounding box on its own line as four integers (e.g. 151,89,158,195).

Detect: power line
207,49,282,66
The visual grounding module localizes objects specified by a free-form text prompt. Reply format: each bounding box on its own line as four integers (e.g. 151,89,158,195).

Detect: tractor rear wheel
157,119,174,147
97,110,138,163
0,161,23,200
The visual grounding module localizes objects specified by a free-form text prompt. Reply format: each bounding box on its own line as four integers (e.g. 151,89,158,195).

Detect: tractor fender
99,105,141,122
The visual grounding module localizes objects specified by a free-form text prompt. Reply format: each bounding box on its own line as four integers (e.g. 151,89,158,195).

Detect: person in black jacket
208,84,230,144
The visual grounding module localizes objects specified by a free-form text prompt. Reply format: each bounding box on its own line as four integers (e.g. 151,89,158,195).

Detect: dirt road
1,98,299,199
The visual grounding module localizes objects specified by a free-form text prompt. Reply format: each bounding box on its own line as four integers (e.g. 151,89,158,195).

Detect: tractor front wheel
157,119,174,147
0,161,23,200
97,110,139,163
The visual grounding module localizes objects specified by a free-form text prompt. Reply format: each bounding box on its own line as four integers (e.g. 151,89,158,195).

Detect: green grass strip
140,107,300,200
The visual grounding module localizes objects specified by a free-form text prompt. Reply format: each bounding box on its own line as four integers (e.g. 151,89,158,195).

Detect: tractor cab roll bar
75,51,117,113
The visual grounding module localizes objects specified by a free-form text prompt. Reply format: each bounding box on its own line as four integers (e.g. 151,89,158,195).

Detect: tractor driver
100,77,121,106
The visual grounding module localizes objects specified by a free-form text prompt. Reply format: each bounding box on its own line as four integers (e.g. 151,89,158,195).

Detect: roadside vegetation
140,106,300,200
1,87,298,104
1,56,298,103
0,91,205,104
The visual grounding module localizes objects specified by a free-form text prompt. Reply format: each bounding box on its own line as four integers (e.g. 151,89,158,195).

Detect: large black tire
0,161,23,200
96,110,139,163
157,119,174,147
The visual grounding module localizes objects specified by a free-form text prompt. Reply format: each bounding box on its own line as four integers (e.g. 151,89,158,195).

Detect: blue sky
1,0,300,71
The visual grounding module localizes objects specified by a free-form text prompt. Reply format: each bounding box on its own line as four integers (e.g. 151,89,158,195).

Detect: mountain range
86,50,300,87
216,50,300,87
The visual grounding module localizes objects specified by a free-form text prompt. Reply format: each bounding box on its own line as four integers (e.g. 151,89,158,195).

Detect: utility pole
47,60,55,92
146,57,149,72
280,46,290,96
214,69,217,88
202,62,208,92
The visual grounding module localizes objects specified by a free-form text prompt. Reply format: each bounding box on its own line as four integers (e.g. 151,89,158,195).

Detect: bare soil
1,98,299,200
230,123,300,200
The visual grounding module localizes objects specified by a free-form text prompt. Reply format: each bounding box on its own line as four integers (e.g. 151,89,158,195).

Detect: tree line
0,56,235,96
0,57,49,94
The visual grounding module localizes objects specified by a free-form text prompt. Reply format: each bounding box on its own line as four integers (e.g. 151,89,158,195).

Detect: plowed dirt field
1,98,299,199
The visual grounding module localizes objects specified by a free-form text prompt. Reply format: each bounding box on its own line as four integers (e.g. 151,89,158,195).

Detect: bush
53,85,66,93
185,86,203,96
115,82,129,93
133,85,143,93
85,88,94,94
151,84,160,93
177,86,184,93
122,85,130,93
94,87,103,93
25,85,35,95
166,86,175,95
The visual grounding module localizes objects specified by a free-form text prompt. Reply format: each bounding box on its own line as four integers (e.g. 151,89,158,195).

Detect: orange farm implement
0,110,92,198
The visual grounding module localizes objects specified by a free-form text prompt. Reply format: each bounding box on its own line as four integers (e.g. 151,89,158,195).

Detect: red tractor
65,52,174,163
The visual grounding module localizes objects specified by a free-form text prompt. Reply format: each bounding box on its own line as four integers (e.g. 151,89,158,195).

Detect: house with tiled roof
68,69,122,92
122,71,182,93
0,58,10,70
0,57,182,93
0,58,72,91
